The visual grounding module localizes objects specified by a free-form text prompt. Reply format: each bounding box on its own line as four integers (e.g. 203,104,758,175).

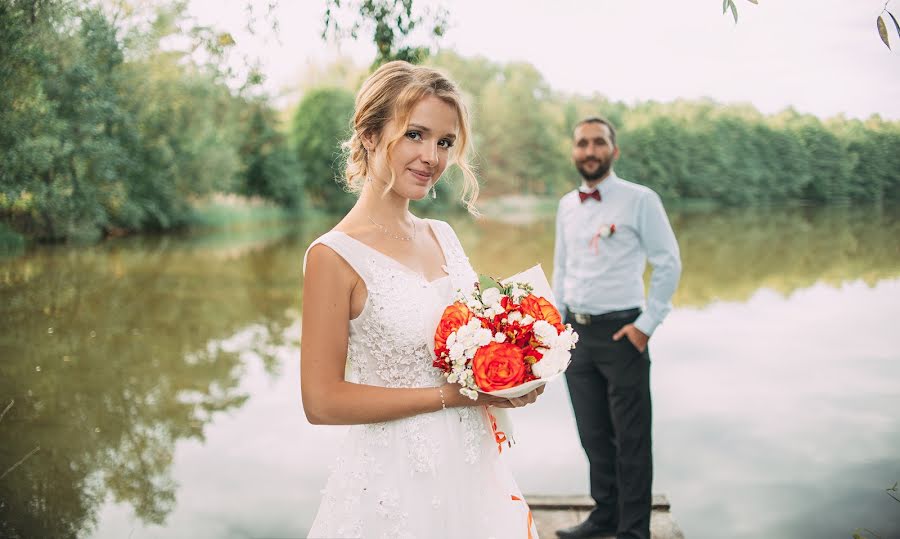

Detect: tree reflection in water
0,205,897,537
0,221,321,538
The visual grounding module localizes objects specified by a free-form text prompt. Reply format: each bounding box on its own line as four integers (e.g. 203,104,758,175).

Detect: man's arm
633,191,681,336
552,198,568,320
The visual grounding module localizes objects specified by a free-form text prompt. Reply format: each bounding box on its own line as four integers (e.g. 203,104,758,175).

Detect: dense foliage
3,2,897,244
0,0,303,241
426,52,900,203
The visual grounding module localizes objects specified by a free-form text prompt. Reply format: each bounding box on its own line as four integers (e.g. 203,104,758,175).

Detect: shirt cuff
633,313,659,336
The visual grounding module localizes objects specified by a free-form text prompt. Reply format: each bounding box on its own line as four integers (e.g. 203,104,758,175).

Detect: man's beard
576,157,613,181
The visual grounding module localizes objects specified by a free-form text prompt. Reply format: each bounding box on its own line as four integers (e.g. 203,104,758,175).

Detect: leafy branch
877,1,900,49
322,0,448,67
722,0,757,24
723,0,900,50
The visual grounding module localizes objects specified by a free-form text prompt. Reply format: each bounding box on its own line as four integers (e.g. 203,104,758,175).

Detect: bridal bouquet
432,265,578,400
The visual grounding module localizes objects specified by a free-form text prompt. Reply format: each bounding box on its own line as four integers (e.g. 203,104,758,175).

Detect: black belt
568,307,641,325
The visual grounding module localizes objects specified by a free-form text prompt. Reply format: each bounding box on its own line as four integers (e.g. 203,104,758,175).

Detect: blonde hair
342,61,479,213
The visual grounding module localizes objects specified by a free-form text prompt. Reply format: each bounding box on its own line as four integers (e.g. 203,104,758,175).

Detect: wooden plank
525,494,670,511
525,494,685,539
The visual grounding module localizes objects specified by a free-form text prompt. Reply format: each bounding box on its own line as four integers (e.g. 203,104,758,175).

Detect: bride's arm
301,244,510,425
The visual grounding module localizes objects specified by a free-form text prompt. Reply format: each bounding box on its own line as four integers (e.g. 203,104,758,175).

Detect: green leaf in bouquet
477,273,501,292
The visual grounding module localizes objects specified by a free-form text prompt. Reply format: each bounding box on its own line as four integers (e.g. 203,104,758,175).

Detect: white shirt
552,172,682,336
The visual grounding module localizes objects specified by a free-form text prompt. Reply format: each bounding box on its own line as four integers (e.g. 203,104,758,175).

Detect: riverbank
475,194,724,224
0,194,307,257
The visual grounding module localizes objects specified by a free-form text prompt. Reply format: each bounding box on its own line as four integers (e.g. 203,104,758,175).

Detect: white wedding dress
303,219,538,539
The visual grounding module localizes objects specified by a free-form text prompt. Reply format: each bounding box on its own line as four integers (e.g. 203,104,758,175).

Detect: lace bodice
304,219,479,389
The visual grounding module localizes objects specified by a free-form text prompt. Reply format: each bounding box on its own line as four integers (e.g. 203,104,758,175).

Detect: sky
189,0,900,120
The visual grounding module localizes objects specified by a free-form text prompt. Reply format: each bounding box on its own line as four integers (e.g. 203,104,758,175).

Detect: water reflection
0,221,320,538
449,204,900,306
0,205,898,538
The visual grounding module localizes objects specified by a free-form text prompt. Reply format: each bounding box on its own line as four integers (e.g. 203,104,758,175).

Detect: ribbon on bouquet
486,407,515,453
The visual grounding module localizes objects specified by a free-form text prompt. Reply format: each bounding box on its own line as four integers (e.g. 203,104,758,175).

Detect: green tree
477,63,570,196
291,87,356,213
0,1,304,242
240,100,305,208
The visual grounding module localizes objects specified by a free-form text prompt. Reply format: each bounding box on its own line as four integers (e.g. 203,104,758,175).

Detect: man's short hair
574,117,617,148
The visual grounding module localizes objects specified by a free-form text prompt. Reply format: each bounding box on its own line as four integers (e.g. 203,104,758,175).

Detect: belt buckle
574,313,591,325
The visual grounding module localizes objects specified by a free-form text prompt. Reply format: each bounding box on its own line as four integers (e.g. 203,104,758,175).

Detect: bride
301,61,543,538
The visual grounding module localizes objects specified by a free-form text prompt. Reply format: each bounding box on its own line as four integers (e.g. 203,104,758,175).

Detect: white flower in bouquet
509,285,528,302
532,320,558,348
448,341,466,362
532,347,571,378
461,388,478,400
556,327,579,349
481,287,502,307
464,296,483,312
456,319,491,346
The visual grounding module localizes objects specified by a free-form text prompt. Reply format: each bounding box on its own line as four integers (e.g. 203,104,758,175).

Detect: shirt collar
579,171,619,196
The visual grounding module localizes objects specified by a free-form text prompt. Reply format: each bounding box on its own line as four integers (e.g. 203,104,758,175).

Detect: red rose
472,342,526,392
434,302,474,355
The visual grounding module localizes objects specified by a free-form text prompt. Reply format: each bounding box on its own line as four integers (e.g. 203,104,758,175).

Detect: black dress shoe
556,519,617,539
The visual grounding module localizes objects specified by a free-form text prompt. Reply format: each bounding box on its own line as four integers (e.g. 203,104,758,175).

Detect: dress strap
426,219,478,295
429,220,466,265
303,231,371,286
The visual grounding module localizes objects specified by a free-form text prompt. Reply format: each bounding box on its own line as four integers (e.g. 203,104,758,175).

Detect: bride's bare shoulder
304,241,357,289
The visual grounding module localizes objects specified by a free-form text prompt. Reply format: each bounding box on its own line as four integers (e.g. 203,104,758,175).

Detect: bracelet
438,387,446,410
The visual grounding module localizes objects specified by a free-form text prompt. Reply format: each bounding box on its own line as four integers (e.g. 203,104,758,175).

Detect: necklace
368,215,417,241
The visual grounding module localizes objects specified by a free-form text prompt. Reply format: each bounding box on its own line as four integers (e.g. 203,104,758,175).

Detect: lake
1,204,898,539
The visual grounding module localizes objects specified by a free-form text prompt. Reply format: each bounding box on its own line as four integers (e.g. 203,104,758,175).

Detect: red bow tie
579,190,601,203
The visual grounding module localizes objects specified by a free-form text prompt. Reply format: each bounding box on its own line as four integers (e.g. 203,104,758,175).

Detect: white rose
481,287,502,307
532,348,570,378
446,333,457,348
598,224,612,238
493,332,507,343
507,311,523,324
532,320,558,347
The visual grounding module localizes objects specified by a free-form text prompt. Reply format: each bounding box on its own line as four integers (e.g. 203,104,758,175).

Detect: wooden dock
527,494,685,539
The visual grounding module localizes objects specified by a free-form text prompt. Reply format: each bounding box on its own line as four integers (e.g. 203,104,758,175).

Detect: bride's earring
430,183,437,199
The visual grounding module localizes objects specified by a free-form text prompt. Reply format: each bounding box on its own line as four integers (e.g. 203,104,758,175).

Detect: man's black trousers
564,310,652,539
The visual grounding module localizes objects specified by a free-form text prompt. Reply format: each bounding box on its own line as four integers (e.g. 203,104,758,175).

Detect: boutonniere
589,224,616,254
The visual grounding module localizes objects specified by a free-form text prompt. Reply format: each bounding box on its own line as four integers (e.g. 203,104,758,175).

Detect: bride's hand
440,383,545,409
441,383,506,408
490,386,545,408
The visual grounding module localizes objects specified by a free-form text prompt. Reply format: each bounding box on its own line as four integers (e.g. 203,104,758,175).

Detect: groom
553,117,681,539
